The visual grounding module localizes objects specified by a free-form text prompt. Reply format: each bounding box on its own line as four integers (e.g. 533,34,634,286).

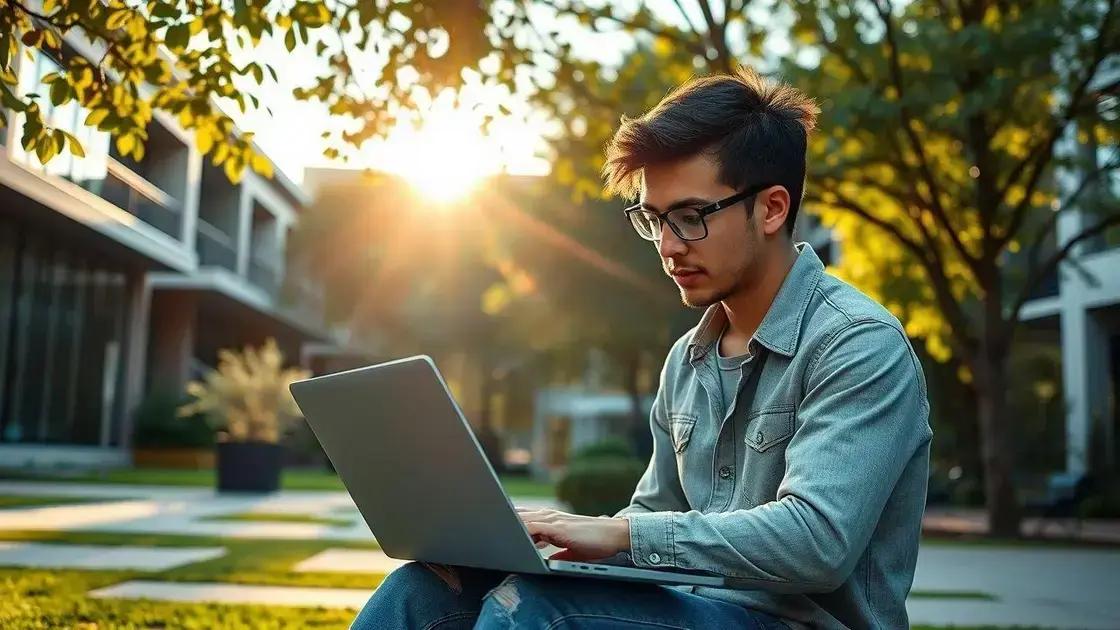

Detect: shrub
570,437,635,462
178,338,310,444
557,439,645,516
133,390,213,448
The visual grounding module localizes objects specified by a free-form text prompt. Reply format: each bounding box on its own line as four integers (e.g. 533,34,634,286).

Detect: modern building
0,40,343,469
1019,143,1120,477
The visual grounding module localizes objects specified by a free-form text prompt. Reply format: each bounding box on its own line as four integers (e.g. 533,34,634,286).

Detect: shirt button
719,466,733,479
755,431,765,444
648,552,661,564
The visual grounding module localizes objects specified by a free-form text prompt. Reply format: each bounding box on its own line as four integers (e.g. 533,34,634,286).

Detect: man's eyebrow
639,197,713,213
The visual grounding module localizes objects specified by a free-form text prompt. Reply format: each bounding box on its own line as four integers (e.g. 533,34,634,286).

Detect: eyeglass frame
622,182,777,242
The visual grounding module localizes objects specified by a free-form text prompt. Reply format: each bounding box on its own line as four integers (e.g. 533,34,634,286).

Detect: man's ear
757,186,791,237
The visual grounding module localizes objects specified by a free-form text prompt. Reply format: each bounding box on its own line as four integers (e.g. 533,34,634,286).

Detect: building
1019,137,1120,477
0,40,343,469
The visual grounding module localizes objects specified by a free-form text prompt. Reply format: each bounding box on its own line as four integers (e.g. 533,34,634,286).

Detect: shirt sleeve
625,321,932,593
613,356,690,518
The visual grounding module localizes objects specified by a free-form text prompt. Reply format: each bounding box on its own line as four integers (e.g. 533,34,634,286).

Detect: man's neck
719,244,799,357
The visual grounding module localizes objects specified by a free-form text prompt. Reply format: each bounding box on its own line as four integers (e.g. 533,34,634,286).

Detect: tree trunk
622,348,653,461
973,319,1022,537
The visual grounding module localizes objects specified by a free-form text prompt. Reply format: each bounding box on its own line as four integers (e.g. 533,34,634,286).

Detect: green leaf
284,28,296,52
49,79,69,106
35,133,57,164
65,131,86,157
151,3,180,20
166,23,190,50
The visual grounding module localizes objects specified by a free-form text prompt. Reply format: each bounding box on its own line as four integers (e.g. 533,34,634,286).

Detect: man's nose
657,222,688,258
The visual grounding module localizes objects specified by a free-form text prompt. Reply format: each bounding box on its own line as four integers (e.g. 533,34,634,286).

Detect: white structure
1015,57,1119,475
0,39,343,469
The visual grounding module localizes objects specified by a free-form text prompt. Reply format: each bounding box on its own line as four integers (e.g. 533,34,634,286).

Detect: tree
8,0,1118,536
784,0,1120,536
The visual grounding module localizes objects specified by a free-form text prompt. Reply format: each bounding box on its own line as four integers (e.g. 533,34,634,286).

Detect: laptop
289,355,729,587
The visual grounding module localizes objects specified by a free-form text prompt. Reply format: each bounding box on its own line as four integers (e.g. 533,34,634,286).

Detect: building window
12,49,111,186
0,216,131,447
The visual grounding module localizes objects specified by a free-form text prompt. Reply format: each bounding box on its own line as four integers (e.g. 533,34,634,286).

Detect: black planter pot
216,441,283,493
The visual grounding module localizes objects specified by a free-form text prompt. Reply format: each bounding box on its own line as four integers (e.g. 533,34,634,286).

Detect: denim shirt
616,243,932,629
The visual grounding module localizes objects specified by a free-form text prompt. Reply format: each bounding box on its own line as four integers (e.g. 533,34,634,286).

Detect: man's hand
515,507,631,561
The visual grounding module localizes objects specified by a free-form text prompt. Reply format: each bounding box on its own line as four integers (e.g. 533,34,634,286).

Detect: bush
133,390,214,449
570,437,635,462
1080,480,1120,518
557,439,645,516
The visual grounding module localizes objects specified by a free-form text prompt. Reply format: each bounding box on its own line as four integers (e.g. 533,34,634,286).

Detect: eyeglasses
623,183,774,242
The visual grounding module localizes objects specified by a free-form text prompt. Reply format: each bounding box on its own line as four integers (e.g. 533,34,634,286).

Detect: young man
353,67,932,629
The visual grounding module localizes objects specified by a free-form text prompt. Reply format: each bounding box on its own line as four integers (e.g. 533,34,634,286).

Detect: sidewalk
0,480,558,540
923,506,1120,544
4,480,1120,628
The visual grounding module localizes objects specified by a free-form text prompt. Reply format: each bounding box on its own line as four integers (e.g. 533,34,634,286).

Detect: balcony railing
195,219,238,271
79,157,183,240
248,253,282,297
281,266,328,323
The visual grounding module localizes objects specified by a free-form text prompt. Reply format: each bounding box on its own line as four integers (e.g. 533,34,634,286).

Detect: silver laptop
289,355,729,587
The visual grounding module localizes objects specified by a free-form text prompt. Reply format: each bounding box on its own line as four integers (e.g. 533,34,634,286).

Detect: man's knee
478,574,563,626
381,561,464,596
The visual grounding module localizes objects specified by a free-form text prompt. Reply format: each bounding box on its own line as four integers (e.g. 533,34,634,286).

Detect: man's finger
548,548,578,561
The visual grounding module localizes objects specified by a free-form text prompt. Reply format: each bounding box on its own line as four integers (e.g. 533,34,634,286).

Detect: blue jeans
351,562,788,629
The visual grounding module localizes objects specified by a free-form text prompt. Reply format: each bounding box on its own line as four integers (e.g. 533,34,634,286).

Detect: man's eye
677,211,703,226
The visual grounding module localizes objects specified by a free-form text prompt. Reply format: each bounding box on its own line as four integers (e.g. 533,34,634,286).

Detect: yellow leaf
196,128,214,154
250,153,273,177
116,134,135,157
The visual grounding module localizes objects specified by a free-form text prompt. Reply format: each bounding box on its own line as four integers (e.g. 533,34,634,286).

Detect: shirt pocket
744,406,795,453
668,413,697,454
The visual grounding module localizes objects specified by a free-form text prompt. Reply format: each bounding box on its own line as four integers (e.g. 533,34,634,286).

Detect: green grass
0,528,386,628
1,466,557,498
0,528,1047,629
0,569,1030,630
0,569,358,629
202,511,355,528
0,494,118,510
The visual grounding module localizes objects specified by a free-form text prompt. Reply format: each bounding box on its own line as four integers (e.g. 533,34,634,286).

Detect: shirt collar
685,242,825,365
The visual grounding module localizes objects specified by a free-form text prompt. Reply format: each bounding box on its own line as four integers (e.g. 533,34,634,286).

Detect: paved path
924,507,1120,544
89,580,373,609
5,480,1120,627
908,544,1120,629
0,481,559,541
0,541,225,571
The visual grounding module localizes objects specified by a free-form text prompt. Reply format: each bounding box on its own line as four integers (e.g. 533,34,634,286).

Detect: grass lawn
202,511,356,528
0,529,1048,629
0,494,118,510
1,466,558,498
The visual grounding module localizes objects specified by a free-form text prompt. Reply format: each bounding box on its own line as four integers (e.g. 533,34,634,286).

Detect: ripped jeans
350,562,789,629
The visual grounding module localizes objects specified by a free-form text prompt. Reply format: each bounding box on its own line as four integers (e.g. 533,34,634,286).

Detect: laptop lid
290,356,548,575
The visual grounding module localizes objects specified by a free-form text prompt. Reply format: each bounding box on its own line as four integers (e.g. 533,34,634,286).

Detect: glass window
12,49,110,186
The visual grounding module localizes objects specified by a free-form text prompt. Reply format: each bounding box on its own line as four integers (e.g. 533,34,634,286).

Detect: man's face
641,154,763,308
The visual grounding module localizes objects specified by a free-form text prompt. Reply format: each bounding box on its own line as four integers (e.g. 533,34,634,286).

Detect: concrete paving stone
0,541,225,571
293,548,408,574
89,580,373,609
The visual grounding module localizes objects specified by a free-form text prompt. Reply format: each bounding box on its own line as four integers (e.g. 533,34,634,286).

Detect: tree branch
5,0,80,29
996,0,1117,249
874,0,980,273
542,0,707,57
1010,208,1120,322
1015,145,1120,291
807,186,975,350
695,0,733,72
670,0,704,35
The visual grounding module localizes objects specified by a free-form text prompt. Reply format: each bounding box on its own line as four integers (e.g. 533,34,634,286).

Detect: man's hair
603,67,819,236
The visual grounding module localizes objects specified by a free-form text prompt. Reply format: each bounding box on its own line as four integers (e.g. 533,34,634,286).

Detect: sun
360,91,548,204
